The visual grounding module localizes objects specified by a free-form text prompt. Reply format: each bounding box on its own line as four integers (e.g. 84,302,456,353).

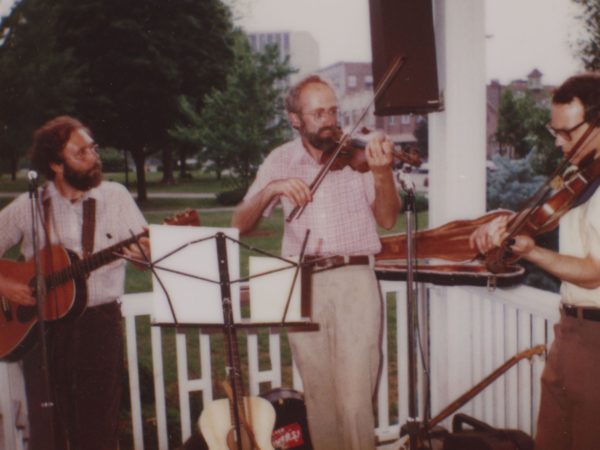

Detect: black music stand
124,226,318,450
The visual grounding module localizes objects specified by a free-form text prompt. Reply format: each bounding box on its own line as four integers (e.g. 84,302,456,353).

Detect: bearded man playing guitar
0,116,149,450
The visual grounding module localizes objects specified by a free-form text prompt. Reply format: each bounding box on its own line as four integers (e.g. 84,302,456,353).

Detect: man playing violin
0,116,149,450
232,75,401,450
470,72,600,450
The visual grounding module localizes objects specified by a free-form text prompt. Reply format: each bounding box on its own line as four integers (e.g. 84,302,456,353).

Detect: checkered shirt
245,138,382,257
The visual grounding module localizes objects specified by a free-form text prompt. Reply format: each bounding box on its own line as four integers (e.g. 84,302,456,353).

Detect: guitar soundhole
226,425,253,450
16,305,36,323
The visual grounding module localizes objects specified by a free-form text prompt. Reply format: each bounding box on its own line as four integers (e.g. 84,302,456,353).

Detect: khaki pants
535,310,600,450
289,264,383,450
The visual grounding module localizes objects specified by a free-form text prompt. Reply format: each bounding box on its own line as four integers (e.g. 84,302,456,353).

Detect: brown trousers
535,310,600,450
23,302,124,450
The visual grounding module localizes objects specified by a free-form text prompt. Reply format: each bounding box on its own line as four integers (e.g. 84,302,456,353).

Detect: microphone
396,170,416,194
28,170,39,196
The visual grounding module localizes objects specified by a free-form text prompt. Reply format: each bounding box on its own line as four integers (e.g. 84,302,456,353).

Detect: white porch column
427,0,487,426
429,0,487,225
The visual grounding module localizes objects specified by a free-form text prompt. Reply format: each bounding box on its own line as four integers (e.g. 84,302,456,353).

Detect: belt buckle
322,256,342,269
562,304,580,318
311,255,343,270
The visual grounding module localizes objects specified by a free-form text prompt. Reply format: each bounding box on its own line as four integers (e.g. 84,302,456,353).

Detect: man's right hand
268,178,312,206
0,275,35,305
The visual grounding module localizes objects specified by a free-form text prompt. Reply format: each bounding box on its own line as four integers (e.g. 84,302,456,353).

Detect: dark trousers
535,311,600,450
23,302,124,450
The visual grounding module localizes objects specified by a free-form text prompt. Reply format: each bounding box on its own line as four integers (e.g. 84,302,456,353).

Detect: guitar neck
227,328,247,422
46,230,148,289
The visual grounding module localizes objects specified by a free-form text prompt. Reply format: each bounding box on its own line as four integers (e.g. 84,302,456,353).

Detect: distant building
316,61,422,149
486,68,555,157
246,31,320,84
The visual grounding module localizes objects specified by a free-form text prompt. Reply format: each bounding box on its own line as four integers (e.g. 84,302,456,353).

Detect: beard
302,125,339,153
63,159,103,192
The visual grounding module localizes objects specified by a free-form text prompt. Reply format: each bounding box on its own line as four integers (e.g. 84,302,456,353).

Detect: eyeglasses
545,120,587,142
66,143,100,161
302,107,338,122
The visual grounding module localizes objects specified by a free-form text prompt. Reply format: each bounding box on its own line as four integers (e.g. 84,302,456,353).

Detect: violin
483,114,600,273
319,127,421,172
485,149,600,272
377,115,600,277
286,56,406,222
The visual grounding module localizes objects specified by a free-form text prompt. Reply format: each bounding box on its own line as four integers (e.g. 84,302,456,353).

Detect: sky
230,0,585,86
0,0,587,86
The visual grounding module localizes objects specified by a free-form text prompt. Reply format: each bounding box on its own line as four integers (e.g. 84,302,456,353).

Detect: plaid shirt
245,138,382,257
0,181,147,307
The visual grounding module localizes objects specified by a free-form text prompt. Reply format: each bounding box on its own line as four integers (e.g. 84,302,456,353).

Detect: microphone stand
401,180,420,450
28,171,56,450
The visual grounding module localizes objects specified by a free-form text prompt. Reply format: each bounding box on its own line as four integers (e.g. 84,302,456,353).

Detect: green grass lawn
0,169,234,194
105,170,236,193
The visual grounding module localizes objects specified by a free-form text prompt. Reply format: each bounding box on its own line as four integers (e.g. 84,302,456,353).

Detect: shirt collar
46,180,100,204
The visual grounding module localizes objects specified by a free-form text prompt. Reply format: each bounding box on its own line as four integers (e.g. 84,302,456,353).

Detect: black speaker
369,0,442,115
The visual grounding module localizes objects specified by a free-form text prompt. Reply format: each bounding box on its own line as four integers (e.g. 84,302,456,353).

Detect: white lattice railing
0,281,561,450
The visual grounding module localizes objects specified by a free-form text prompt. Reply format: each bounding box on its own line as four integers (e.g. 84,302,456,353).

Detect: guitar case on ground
443,413,534,450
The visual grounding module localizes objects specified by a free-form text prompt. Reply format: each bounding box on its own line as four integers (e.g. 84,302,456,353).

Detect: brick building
486,69,555,157
317,61,423,148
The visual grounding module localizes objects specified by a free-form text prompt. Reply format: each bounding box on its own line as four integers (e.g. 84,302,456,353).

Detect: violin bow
286,55,407,222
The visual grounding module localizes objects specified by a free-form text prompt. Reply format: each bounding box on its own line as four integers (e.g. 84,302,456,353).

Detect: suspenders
41,184,97,255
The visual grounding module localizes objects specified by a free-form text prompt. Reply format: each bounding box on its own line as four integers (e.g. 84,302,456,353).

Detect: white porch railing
0,281,560,450
121,281,560,449
0,361,27,450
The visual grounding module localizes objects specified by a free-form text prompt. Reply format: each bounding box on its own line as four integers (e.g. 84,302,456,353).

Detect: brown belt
562,304,600,322
304,255,371,269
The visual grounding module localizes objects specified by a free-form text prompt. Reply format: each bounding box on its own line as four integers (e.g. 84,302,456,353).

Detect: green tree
171,34,294,190
52,0,234,201
487,153,546,211
495,90,559,173
572,0,600,70
0,0,80,178
0,0,234,199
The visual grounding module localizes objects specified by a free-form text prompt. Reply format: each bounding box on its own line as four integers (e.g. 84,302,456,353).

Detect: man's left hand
365,132,394,174
122,235,151,269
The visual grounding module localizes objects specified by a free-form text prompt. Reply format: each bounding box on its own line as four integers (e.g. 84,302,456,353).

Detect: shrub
216,187,247,206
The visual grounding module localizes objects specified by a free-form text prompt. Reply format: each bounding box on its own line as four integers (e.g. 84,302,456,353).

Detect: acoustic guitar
0,209,199,361
199,323,275,449
200,381,276,450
